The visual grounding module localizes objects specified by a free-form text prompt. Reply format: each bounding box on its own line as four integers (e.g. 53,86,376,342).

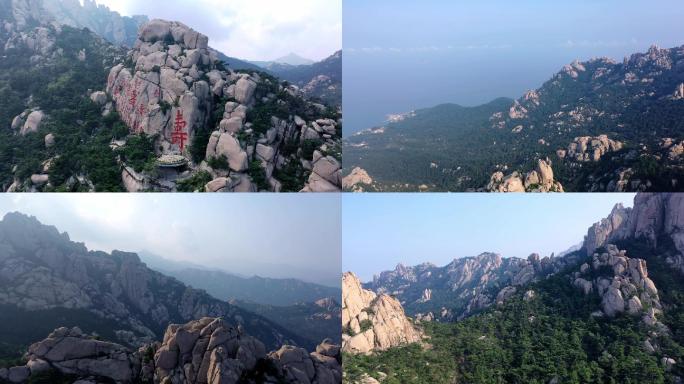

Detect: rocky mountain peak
342,272,423,354
2,318,341,383
584,194,684,274
102,18,342,192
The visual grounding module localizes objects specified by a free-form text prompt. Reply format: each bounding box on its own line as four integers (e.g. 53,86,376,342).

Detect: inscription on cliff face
171,110,188,151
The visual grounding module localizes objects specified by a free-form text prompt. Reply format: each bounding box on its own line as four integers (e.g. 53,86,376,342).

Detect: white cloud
94,0,341,61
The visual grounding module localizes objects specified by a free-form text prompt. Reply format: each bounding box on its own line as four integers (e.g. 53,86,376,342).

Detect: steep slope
0,7,132,192
9,0,146,47
0,212,307,355
0,318,342,384
103,19,342,192
342,272,423,354
344,44,684,192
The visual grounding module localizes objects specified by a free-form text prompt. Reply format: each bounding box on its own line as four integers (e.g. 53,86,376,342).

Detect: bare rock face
564,135,623,162
153,317,266,383
487,159,563,192
11,318,342,384
572,244,661,322
25,326,140,382
584,203,631,257
268,340,342,384
342,167,372,192
20,110,44,136
342,272,423,354
302,152,342,192
584,194,684,274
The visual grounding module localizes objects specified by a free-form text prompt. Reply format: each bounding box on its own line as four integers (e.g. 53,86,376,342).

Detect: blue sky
0,194,341,287
343,0,684,135
343,193,636,282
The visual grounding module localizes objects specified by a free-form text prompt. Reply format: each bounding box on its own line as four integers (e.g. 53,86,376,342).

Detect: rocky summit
341,272,423,354
1,317,341,384
584,193,684,273
0,6,341,192
101,19,341,192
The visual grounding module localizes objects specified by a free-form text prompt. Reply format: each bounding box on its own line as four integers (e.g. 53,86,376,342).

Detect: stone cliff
103,19,342,192
584,193,684,273
342,272,423,354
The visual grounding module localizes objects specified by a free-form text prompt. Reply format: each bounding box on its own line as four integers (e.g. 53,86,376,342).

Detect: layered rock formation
342,272,422,354
0,212,302,349
103,19,341,192
584,193,684,273
5,318,341,384
573,244,661,324
487,159,564,192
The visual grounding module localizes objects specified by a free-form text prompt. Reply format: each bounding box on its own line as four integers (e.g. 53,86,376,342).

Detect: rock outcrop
9,318,342,384
487,159,563,192
102,19,341,192
573,245,661,324
106,20,214,155
342,167,373,192
342,272,423,354
558,135,623,162
584,193,684,274
24,326,141,382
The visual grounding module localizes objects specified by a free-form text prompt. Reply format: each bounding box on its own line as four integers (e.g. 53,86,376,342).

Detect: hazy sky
0,194,341,287
343,193,636,282
87,0,341,61
343,0,684,135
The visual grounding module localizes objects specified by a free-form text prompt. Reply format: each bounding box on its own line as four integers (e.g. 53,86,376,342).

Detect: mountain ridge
344,44,684,192
0,211,311,352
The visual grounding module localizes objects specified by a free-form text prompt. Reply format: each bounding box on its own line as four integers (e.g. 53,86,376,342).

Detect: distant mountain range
138,251,341,306
251,52,316,67
0,212,323,356
344,44,684,192
266,51,342,107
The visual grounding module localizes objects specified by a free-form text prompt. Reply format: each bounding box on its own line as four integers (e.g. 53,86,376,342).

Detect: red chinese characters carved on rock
128,88,137,109
171,110,188,151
